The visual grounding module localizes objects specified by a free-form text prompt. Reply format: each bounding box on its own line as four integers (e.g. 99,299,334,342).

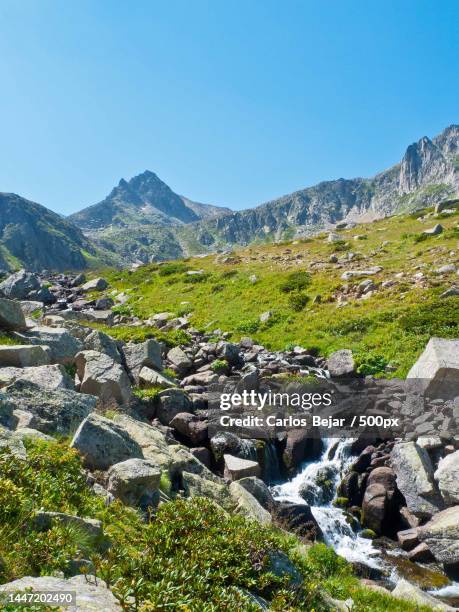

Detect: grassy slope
99,207,458,377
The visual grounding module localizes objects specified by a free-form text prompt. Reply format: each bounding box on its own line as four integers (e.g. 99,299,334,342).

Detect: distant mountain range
1,125,458,271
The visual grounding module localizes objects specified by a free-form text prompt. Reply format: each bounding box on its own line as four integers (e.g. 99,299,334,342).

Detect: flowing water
272,438,381,568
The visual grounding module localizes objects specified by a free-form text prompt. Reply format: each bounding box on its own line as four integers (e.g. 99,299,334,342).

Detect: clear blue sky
0,0,457,215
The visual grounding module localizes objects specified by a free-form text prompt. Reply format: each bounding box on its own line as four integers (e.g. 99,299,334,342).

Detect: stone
259,311,272,323
440,286,459,298
435,450,459,506
139,366,175,389
0,364,74,390
327,349,355,377
71,272,86,287
418,506,459,565
0,428,27,459
156,388,193,425
340,267,383,280
0,298,26,330
273,502,323,540
408,542,435,562
423,224,444,236
84,329,121,363
95,296,114,310
123,339,163,381
0,575,121,610
28,286,55,305
391,442,443,518
75,350,132,405
107,458,160,508
15,326,83,365
3,380,97,435
392,578,454,611
167,346,192,375
216,341,242,366
0,344,51,367
224,454,260,480
435,264,456,274
81,277,108,292
283,430,322,473
20,300,44,317
229,481,272,524
237,477,274,509
169,412,208,445
70,413,143,470
190,447,211,468
0,269,40,299
362,483,387,534
397,528,420,551
182,471,231,509
407,337,459,399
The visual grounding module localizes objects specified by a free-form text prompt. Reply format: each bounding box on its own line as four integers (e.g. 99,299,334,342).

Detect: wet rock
397,528,420,551
273,502,323,541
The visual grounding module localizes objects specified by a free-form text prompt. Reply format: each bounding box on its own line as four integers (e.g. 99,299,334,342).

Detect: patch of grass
0,333,22,346
158,262,189,276
210,359,229,373
86,324,191,347
279,271,311,293
132,386,162,401
288,292,310,312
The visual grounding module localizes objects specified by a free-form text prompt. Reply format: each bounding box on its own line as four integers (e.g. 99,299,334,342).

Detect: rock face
435,451,459,505
0,345,51,367
418,506,459,566
107,458,161,508
0,298,26,330
0,364,74,390
0,269,40,299
391,442,443,518
407,337,459,398
71,413,143,470
75,350,132,404
2,380,97,435
0,575,121,611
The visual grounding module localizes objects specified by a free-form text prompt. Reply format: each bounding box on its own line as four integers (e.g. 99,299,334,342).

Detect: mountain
186,125,459,249
0,193,101,272
69,170,231,230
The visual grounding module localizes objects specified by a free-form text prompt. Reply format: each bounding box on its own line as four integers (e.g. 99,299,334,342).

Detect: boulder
70,413,143,470
15,326,83,365
397,528,420,551
0,344,51,367
237,476,274,509
107,458,160,508
0,298,26,330
418,506,459,565
3,380,96,435
0,428,27,459
0,269,40,299
123,339,163,381
273,502,323,541
28,286,55,305
0,575,121,611
20,300,44,317
392,578,454,611
84,330,121,363
362,483,388,534
407,337,459,398
391,442,443,518
327,349,355,377
182,471,231,509
216,341,242,366
81,277,108,292
156,388,193,425
0,364,74,390
423,224,443,236
167,346,192,375
224,454,261,480
75,350,131,405
229,481,272,524
169,412,208,445
435,450,459,505
139,366,175,389
283,430,322,473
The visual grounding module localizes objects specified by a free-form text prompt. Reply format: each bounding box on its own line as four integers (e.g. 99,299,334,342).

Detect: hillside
0,193,107,272
98,202,459,377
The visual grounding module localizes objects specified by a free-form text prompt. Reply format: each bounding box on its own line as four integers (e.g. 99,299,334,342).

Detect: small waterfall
272,438,381,568
263,441,282,484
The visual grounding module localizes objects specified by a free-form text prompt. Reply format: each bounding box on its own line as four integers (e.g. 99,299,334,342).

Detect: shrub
355,354,389,376
288,292,310,312
279,271,311,293
236,319,260,334
158,262,189,276
210,359,229,374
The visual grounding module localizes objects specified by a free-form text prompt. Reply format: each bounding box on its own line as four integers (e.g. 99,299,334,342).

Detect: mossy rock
383,554,450,589
360,529,376,540
332,497,349,509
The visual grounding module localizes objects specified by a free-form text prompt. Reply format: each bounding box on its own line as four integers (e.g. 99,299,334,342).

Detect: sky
0,1,457,215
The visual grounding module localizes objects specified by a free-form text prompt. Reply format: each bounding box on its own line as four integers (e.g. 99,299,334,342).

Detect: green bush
210,359,229,373
288,292,310,312
279,271,311,293
355,354,389,376
158,262,189,276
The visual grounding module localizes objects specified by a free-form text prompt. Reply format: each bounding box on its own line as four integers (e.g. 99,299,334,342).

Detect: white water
272,438,381,568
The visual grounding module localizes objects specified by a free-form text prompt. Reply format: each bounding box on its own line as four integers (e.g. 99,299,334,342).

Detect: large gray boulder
0,575,121,611
237,477,274,509
407,337,459,398
0,298,26,330
156,388,193,425
0,427,27,459
169,412,208,445
139,366,175,389
15,326,83,364
327,349,355,377
75,350,131,405
166,346,192,375
81,277,108,292
392,578,454,611
224,454,261,481
0,269,40,299
83,329,121,363
0,344,51,367
123,339,163,382
0,364,74,390
2,380,96,435
418,506,459,566
71,413,143,470
229,481,272,524
435,450,459,506
107,458,160,508
391,442,443,518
